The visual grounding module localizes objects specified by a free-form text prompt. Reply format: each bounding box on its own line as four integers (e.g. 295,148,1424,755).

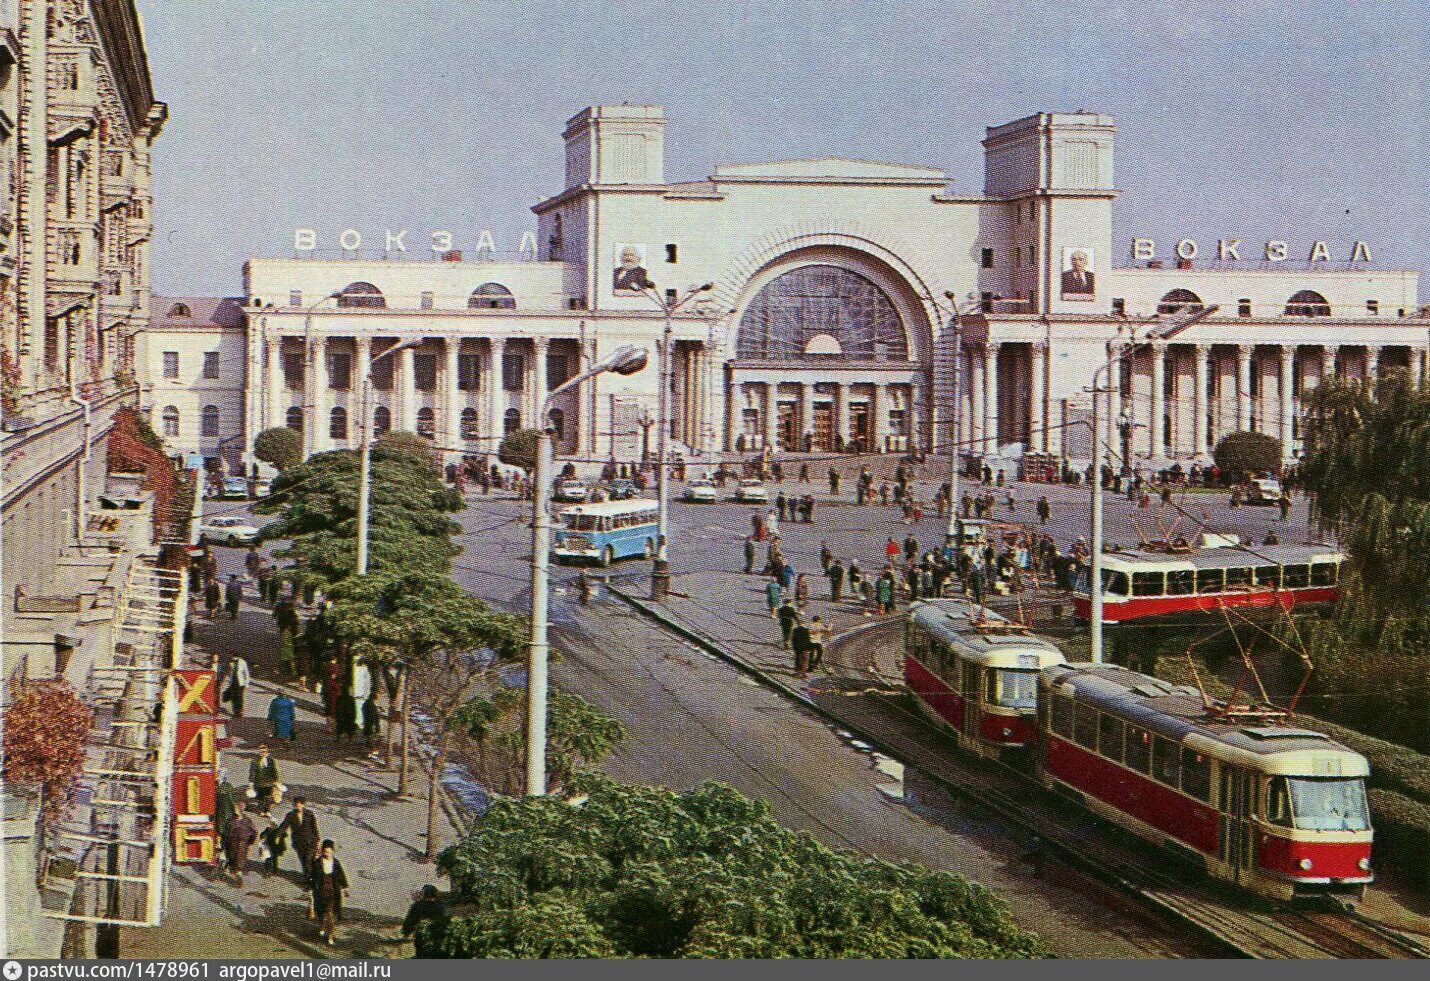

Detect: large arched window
416,407,436,438
547,408,565,442
1285,290,1331,317
373,405,391,435
329,406,348,440
285,406,303,430
336,281,386,309
503,407,521,434
460,407,480,440
469,283,516,310
167,302,192,319
737,265,907,360
200,404,220,438
1157,289,1204,315
162,406,179,437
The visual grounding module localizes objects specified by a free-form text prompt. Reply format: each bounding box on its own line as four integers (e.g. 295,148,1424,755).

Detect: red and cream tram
904,600,1066,761
1072,541,1344,625
1038,663,1373,900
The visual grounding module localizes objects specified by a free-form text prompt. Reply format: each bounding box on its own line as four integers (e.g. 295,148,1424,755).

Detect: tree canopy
498,428,541,473
1212,430,1282,481
376,430,440,474
253,426,304,471
424,774,1047,959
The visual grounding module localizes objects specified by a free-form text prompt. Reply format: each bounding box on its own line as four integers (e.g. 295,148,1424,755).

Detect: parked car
683,479,718,503
1246,476,1283,505
199,516,259,546
606,479,638,500
253,478,273,499
553,479,589,503
734,479,769,503
221,476,250,500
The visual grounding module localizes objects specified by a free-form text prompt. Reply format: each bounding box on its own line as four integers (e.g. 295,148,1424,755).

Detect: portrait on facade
613,243,651,294
1060,247,1096,299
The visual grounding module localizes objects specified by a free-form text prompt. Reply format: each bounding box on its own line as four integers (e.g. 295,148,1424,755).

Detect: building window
469,283,516,310
736,265,907,361
200,405,220,437
373,405,391,435
1238,298,1252,318
1157,289,1204,315
460,407,480,439
980,292,994,313
420,291,434,310
1111,297,1126,316
503,353,525,390
370,352,393,391
548,408,565,442
285,406,303,431
888,407,907,436
336,281,386,309
503,407,521,434
283,349,304,388
980,248,993,269
665,243,678,263
327,351,352,390
416,407,436,438
329,406,348,440
546,353,570,391
167,302,192,318
1029,243,1037,266
163,351,179,378
414,352,437,390
1285,290,1331,317
162,406,180,437
1367,299,1380,316
457,353,482,390
202,351,220,379
289,290,302,307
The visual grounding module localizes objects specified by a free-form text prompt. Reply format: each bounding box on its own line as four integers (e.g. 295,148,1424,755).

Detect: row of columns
725,380,916,452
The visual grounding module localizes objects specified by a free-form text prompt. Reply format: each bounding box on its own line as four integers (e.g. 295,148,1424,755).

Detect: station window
414,353,438,391
289,290,302,307
370,355,393,391
1124,727,1152,773
1167,569,1196,596
163,351,179,378
327,351,352,390
1111,297,1126,316
1131,571,1165,597
1195,568,1224,594
1152,736,1181,788
457,353,481,390
202,351,219,379
1181,748,1212,801
420,291,434,310
1238,298,1252,318
665,243,678,263
981,248,994,269
1367,299,1379,316
1051,692,1074,738
502,353,525,391
283,350,305,388
1073,702,1099,750
1098,716,1125,763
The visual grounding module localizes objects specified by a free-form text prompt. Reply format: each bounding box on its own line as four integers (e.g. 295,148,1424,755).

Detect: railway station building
146,105,1428,474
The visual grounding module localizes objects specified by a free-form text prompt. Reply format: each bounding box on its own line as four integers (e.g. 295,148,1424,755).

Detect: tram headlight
1358,857,1371,871
1001,727,1013,737
1298,858,1314,871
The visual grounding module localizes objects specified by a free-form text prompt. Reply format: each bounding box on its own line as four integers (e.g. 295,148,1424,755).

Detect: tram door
1218,766,1257,880
960,662,981,742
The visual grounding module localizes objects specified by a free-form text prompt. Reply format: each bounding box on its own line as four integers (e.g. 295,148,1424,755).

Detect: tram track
613,587,1428,959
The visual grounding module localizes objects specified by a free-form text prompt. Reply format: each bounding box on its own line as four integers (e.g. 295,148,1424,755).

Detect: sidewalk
121,598,460,960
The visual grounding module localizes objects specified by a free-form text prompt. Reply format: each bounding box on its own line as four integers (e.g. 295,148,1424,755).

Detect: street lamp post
1088,305,1217,663
356,336,426,575
301,291,342,455
926,290,978,545
526,344,649,796
640,282,713,600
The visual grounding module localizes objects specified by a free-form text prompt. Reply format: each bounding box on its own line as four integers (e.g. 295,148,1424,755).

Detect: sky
136,0,1430,298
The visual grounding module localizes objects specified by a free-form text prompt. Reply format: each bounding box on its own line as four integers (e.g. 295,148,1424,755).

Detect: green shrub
1213,430,1282,481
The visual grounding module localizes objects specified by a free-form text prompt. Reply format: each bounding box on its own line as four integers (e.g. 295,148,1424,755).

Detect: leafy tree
425,775,1047,959
253,426,304,471
1,681,93,826
1212,430,1282,482
498,428,541,473
376,430,440,474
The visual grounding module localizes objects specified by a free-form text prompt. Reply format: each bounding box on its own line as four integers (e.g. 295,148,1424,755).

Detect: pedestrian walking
267,691,297,744
1278,491,1292,522
248,743,282,814
967,563,986,606
223,802,258,887
827,558,845,602
779,562,796,592
777,600,800,650
214,770,238,861
795,572,810,609
1037,496,1051,525
885,537,900,564
310,840,349,946
402,885,448,956
819,541,833,573
322,657,342,719
829,468,841,495
904,534,919,565
765,509,780,541
222,655,251,717
204,578,221,618
765,579,782,618
362,692,381,750
776,492,788,523
276,796,321,884
876,573,895,615
224,574,243,620
798,462,810,483
791,618,813,674
807,616,827,672
744,535,757,574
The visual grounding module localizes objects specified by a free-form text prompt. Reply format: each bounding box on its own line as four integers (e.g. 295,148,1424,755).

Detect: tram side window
1074,702,1099,750
1225,567,1253,589
1181,749,1212,801
1255,566,1281,588
906,625,927,663
1267,777,1294,827
1167,570,1196,596
1283,564,1311,588
1051,693,1074,738
1311,562,1338,587
1152,736,1182,788
1196,568,1224,594
1098,716,1125,763
1131,572,1165,597
1101,570,1130,596
1124,726,1152,773
933,641,952,678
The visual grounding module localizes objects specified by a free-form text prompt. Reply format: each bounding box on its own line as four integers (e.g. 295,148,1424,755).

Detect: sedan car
199,516,259,546
683,479,718,503
253,479,273,499
553,479,589,503
734,479,769,503
606,479,638,500
221,476,250,500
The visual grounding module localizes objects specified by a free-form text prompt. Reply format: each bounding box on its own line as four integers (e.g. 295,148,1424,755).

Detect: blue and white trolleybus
553,499,660,566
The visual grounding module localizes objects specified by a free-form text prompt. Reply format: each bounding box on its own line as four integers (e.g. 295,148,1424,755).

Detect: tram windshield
1268,776,1370,832
988,669,1039,709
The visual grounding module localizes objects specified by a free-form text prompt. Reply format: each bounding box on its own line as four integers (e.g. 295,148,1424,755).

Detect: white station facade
142,105,1428,473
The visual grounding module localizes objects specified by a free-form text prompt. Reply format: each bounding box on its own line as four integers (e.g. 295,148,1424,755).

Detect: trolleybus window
1125,726,1152,773
1225,567,1253,589
1074,702,1099,750
1167,569,1196,596
1255,565,1281,588
1269,776,1369,832
1180,748,1212,801
1283,564,1311,588
1051,692,1074,738
1098,716,1125,763
1310,562,1338,587
1100,570,1130,596
1153,736,1182,788
564,513,602,531
1131,571,1165,597
1196,568,1224,594
987,670,1038,709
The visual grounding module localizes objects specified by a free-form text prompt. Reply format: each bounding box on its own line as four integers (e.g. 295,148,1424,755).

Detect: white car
553,479,588,503
683,479,718,503
734,479,769,503
253,479,273,499
1247,477,1283,505
199,516,259,546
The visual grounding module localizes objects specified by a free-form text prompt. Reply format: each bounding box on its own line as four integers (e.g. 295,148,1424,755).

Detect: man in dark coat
277,796,321,884
827,558,845,603
310,840,349,945
743,535,756,575
791,619,813,675
223,802,257,887
224,574,243,620
402,885,448,955
214,771,238,864
776,600,800,651
204,578,221,618
828,468,840,495
248,744,280,814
